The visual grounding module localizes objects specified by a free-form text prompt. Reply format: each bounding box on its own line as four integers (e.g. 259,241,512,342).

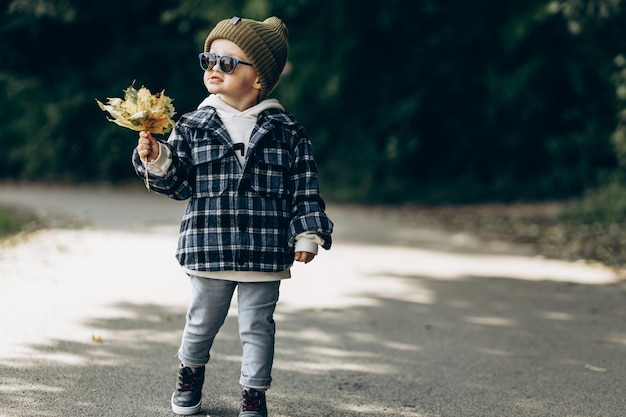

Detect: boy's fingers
295,252,315,263
139,131,155,143
139,139,157,147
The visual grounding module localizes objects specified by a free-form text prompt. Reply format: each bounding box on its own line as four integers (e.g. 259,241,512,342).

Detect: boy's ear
253,76,262,91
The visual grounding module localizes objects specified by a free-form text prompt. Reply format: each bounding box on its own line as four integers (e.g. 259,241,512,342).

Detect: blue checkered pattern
132,106,333,273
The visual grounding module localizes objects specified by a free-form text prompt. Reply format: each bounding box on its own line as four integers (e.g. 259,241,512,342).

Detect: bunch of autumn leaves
97,83,176,190
96,83,175,135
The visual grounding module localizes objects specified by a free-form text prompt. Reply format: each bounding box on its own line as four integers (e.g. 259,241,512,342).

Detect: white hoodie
197,95,284,167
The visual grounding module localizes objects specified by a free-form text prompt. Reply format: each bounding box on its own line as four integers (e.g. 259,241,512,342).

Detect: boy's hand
137,131,160,162
295,251,315,264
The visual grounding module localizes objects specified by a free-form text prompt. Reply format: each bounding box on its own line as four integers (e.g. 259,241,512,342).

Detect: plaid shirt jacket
132,106,333,273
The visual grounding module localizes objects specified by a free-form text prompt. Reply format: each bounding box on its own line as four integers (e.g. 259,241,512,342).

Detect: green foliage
561,180,626,224
0,209,18,237
0,0,202,181
0,207,33,237
611,54,626,168
1,0,625,203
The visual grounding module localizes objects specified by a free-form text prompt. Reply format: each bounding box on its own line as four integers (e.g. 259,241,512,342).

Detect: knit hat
204,16,289,100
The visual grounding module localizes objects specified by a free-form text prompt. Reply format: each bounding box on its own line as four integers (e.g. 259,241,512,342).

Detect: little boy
132,16,333,417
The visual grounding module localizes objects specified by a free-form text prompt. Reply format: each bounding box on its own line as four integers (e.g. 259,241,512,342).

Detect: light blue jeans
177,276,281,390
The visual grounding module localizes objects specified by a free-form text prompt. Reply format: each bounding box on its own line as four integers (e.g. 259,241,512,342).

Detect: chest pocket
191,141,232,197
250,147,292,199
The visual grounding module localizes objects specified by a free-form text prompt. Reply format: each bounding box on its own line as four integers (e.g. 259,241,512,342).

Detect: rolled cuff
145,143,172,176
294,231,322,254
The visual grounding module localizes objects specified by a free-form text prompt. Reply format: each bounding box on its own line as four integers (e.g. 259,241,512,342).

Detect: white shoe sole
171,393,202,415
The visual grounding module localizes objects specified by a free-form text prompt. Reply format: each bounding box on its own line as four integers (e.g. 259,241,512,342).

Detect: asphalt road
0,183,624,417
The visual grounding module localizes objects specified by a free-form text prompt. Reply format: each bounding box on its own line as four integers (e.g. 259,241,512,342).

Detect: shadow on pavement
1,274,624,417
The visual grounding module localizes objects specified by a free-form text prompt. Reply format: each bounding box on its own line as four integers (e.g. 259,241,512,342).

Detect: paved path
0,184,624,417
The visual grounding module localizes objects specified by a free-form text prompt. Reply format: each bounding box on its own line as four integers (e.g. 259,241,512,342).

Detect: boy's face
203,39,261,109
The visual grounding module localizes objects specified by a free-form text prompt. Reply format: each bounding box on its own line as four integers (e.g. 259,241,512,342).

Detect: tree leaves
1,0,625,202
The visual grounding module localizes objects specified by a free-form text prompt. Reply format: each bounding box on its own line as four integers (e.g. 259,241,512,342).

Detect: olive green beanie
204,16,289,100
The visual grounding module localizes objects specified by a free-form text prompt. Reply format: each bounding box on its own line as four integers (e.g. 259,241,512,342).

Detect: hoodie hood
196,94,285,167
197,94,284,119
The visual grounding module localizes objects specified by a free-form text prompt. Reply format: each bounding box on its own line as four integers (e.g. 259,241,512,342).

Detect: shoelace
177,369,196,392
241,392,262,412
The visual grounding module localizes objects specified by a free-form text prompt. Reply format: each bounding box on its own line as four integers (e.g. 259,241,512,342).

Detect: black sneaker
239,388,267,417
171,365,205,415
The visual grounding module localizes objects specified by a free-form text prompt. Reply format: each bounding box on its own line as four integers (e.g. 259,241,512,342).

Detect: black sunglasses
198,52,253,74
